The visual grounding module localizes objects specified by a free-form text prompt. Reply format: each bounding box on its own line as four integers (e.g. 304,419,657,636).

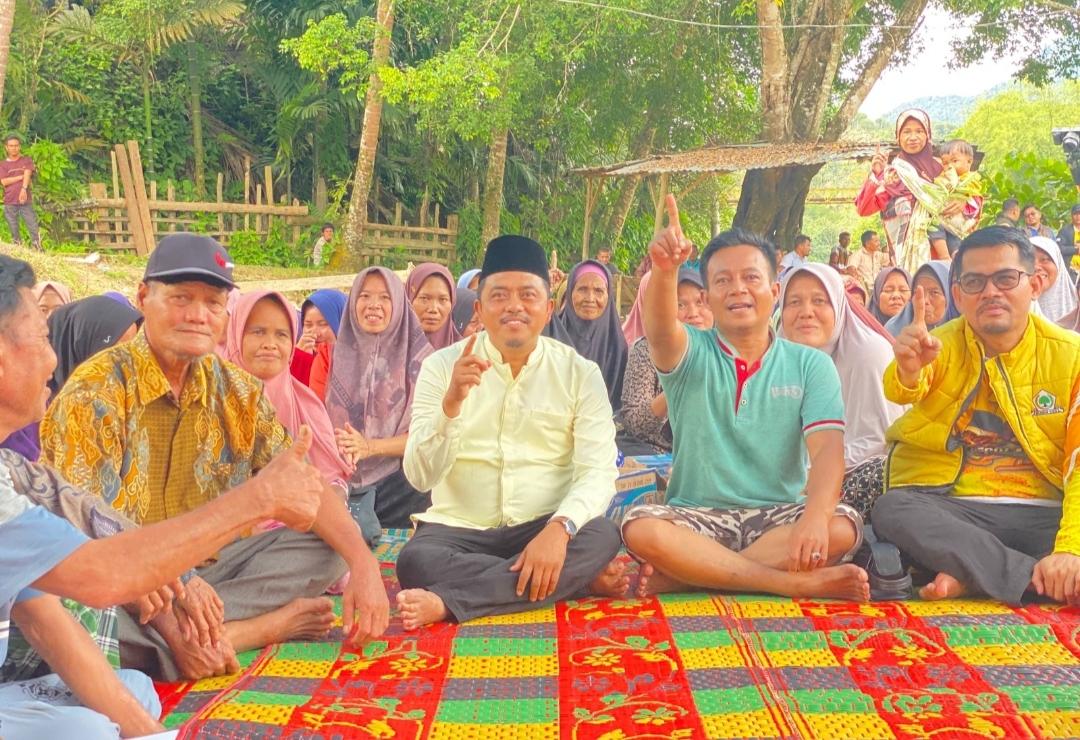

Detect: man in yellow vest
873,225,1080,607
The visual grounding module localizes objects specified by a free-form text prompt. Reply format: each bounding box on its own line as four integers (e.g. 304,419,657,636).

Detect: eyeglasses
954,269,1031,295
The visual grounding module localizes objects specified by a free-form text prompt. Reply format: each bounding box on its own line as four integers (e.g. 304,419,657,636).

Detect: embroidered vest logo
1032,389,1064,416
771,385,803,399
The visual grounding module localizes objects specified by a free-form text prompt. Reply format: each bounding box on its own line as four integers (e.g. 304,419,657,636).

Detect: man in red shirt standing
0,135,41,251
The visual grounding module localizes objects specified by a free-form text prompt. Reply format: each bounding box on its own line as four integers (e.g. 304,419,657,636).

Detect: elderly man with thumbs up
395,234,628,630
873,225,1080,607
40,233,389,682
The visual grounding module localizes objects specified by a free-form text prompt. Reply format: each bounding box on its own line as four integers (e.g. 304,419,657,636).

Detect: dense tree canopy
0,0,1075,269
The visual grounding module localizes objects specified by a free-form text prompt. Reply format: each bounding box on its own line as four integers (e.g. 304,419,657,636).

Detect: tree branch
757,0,793,142
808,1,850,140
1030,0,1080,20
823,0,930,141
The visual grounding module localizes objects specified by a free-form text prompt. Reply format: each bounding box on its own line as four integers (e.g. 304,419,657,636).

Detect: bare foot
281,597,336,641
589,560,630,598
634,562,690,598
919,572,967,601
396,589,449,631
796,564,871,602
224,597,335,651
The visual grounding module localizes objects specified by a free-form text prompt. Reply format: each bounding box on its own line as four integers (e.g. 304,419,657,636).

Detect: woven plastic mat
156,529,1080,739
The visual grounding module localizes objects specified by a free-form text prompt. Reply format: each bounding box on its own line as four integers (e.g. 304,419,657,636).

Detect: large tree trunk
344,0,394,254
733,163,823,249
602,126,656,250
735,0,930,244
480,127,509,247
188,41,205,198
0,0,15,116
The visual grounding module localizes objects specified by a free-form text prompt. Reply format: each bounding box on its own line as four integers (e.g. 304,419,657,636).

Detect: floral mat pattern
156,530,1080,739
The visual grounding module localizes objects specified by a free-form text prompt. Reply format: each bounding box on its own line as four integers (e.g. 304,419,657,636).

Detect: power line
552,0,1076,31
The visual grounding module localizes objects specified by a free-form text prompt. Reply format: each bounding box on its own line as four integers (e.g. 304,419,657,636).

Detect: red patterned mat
156,534,1080,739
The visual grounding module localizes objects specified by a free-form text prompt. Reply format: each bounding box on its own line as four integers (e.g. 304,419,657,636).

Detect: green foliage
26,139,83,204
981,152,1080,229
381,39,512,141
955,81,1080,164
279,14,374,93
226,218,310,267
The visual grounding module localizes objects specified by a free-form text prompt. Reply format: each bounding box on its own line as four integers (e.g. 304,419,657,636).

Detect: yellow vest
882,314,1080,555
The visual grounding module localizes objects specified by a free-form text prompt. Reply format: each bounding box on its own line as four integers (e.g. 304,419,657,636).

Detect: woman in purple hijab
325,267,434,528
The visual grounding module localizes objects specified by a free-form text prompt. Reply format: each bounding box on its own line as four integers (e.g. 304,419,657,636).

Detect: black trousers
373,468,431,530
873,489,1060,605
397,516,621,623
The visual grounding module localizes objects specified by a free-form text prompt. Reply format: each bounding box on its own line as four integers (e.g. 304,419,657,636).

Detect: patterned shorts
621,501,864,564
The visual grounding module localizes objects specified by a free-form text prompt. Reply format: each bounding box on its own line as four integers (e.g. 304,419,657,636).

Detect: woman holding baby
855,109,976,274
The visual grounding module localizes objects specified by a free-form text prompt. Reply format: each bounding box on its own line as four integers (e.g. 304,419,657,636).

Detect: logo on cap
215,253,227,268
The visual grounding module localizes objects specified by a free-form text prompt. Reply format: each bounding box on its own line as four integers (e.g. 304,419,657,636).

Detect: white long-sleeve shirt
404,333,618,530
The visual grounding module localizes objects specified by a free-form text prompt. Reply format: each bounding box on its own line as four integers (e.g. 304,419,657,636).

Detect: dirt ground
3,243,340,303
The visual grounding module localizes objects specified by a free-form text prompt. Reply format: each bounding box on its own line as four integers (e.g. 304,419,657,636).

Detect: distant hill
878,84,1011,130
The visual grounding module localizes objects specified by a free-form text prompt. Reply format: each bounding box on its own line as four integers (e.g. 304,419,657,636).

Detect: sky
859,6,1029,120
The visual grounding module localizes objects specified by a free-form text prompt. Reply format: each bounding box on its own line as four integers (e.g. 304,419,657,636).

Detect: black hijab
557,260,628,410
47,296,142,394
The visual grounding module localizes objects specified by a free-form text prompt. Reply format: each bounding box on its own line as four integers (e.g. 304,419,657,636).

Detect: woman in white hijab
778,263,906,520
1031,236,1078,322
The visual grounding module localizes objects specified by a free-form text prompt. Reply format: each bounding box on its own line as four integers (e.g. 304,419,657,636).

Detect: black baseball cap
143,233,236,289
1072,204,1080,215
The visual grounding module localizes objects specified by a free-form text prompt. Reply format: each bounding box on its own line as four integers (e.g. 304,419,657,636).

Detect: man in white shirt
397,235,628,629
778,234,811,278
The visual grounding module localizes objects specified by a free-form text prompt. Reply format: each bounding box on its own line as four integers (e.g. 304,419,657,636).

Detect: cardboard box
629,453,672,479
606,469,660,523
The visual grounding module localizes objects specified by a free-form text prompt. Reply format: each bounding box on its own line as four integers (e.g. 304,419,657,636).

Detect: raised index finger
462,333,478,357
910,285,927,331
665,193,683,236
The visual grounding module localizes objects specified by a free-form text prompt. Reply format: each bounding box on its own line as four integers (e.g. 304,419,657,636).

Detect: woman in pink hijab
621,270,651,345
32,281,72,318
222,290,353,493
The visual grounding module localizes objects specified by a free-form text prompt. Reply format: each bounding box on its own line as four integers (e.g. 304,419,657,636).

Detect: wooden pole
652,172,670,238
581,178,593,261
110,150,120,199
114,144,147,255
291,198,301,246
127,141,156,251
243,156,251,231
263,165,273,205
216,172,224,239
166,180,176,233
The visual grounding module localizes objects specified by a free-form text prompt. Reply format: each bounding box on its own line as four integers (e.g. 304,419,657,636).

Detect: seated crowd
2,200,1080,737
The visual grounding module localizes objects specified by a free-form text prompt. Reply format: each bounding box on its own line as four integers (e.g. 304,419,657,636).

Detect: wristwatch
551,516,577,539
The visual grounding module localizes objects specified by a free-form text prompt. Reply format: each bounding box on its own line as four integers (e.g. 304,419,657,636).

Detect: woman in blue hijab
292,289,348,386
884,261,959,337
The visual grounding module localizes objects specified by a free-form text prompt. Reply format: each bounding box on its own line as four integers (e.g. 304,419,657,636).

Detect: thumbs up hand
259,426,323,531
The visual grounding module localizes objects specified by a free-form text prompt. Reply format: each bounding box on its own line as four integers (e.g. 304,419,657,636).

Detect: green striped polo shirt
659,325,845,510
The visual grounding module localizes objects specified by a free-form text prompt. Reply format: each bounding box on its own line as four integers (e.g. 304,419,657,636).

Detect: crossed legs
621,502,870,602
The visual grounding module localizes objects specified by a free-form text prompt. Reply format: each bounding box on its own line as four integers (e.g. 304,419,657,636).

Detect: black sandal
855,525,912,601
